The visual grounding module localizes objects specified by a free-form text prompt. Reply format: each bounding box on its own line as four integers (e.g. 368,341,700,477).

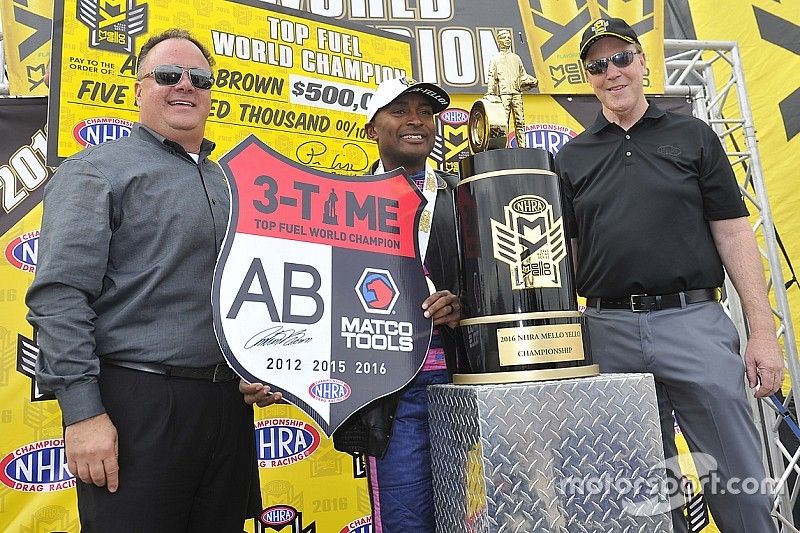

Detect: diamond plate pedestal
429,373,673,533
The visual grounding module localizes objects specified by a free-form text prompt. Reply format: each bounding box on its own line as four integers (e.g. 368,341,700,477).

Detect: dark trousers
76,363,261,532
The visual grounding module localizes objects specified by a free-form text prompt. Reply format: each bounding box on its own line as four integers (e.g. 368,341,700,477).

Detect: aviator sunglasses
137,64,214,90
584,50,641,76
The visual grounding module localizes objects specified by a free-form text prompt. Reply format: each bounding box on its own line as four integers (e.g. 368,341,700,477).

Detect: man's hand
745,335,785,398
710,218,785,399
422,290,462,329
240,379,283,408
64,413,119,492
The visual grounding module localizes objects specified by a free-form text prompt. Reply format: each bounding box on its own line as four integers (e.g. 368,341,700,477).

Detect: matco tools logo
73,118,134,147
355,268,399,315
5,230,39,272
491,194,566,289
255,418,321,468
0,440,75,492
77,0,148,54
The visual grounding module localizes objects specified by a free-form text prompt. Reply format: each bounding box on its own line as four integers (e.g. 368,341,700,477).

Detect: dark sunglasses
138,64,214,90
584,50,641,76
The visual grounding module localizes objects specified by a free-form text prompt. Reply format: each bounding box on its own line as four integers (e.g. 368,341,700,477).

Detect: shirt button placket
624,134,633,163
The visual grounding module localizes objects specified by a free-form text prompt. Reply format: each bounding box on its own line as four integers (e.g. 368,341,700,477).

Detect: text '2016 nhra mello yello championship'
212,136,432,435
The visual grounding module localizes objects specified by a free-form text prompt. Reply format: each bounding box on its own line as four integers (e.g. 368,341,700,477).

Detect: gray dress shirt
27,124,230,426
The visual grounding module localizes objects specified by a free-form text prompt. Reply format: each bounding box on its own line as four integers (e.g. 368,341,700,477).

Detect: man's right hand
64,413,119,492
240,379,283,408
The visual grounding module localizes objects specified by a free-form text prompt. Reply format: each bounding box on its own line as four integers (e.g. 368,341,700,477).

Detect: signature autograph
295,141,369,172
244,326,314,348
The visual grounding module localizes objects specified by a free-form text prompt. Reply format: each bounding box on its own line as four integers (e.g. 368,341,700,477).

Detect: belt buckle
212,363,230,383
630,294,647,312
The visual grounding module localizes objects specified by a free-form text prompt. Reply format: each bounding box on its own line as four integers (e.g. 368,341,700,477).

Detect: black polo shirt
554,101,748,298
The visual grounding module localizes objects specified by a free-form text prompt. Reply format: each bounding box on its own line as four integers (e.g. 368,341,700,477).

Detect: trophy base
453,364,599,385
429,373,673,532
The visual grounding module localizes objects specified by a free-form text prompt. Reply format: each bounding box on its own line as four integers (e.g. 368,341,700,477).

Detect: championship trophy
426,57,672,531
454,102,599,384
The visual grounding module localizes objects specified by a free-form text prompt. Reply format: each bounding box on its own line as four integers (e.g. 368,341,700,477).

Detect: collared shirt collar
132,123,216,159
586,99,666,134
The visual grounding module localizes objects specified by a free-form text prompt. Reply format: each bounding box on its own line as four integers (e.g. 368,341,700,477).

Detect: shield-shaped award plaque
213,136,431,435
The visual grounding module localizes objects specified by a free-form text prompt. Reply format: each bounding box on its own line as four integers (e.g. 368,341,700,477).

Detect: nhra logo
309,379,351,403
438,108,469,126
73,118,134,147
491,194,566,290
257,505,315,533
255,419,321,468
77,0,148,54
339,515,372,533
355,268,399,315
261,505,297,526
511,124,577,155
5,230,39,273
0,440,75,492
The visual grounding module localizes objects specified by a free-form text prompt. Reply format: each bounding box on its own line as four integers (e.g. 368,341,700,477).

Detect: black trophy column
455,148,598,384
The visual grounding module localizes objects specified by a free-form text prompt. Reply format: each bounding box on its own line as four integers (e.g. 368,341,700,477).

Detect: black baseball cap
579,18,641,60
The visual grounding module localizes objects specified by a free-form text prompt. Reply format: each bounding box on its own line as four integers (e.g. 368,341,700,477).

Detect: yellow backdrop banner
517,0,664,94
2,0,414,530
688,0,800,373
48,0,414,169
0,0,52,95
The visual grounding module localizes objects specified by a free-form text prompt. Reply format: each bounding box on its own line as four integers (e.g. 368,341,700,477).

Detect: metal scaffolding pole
665,39,799,532
0,27,9,95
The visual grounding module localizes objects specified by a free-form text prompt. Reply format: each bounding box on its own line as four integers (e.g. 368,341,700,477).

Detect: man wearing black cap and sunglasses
27,29,272,531
555,17,782,533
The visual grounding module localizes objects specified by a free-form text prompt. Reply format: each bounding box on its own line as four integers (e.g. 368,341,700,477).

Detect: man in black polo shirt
555,18,783,533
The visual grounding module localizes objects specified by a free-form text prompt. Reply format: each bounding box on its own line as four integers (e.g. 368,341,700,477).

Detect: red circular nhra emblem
0,439,74,492
355,268,400,315
339,515,372,533
72,117,134,147
439,108,469,126
308,379,351,403
4,230,39,273
260,505,297,526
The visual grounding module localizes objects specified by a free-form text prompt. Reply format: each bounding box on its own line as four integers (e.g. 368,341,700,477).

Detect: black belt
587,288,721,312
102,360,238,382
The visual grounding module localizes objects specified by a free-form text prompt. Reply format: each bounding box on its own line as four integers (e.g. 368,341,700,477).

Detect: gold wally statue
471,30,538,151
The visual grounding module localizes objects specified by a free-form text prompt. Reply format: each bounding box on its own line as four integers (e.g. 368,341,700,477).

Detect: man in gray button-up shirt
27,29,277,531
